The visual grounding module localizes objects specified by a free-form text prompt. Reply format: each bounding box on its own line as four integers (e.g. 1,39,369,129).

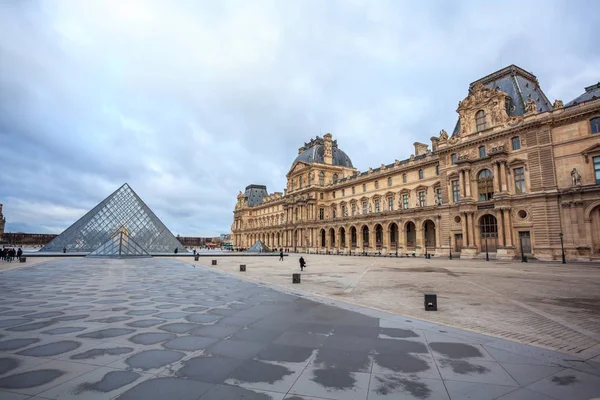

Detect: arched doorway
480,214,498,252
329,228,336,247
320,229,326,248
362,225,370,249
423,220,436,250
350,226,357,248
405,221,416,249
339,227,346,248
375,224,383,249
389,223,399,254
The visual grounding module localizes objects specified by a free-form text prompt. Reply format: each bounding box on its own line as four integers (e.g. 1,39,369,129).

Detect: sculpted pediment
456,83,510,136
287,161,310,176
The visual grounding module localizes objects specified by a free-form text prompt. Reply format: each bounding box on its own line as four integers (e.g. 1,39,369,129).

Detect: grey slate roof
244,185,268,207
292,142,353,168
566,82,600,107
452,65,553,136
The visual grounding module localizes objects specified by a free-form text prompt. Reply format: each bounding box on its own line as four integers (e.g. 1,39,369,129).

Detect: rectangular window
375,180,379,189
375,199,380,213
594,156,600,184
402,194,409,209
320,193,324,200
351,204,356,216
419,169,424,180
299,176,303,188
319,208,324,220
436,165,440,175
418,191,426,207
333,191,336,199
362,201,368,215
388,177,392,186
436,188,442,205
295,208,299,221
514,167,526,194
388,197,394,211
362,184,366,192
451,154,457,165
591,118,600,134
352,186,355,195
512,136,521,150
402,173,407,183
452,179,460,202
342,189,345,196
479,146,487,158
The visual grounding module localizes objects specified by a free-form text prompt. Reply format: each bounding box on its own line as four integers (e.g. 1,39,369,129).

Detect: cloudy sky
1,0,598,236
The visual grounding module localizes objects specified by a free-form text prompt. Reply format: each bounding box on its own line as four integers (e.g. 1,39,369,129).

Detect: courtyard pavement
0,258,598,400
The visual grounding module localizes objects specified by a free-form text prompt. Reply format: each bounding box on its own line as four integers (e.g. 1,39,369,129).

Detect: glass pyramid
88,231,151,258
247,240,271,253
41,183,186,253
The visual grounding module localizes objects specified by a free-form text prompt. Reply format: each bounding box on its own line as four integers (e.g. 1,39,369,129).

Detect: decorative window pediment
508,158,528,171
399,188,411,195
582,143,600,163
414,184,428,192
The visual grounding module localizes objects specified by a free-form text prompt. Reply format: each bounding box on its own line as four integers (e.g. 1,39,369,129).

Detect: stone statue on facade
491,100,508,125
525,98,537,114
368,204,372,213
439,129,448,140
553,99,564,109
571,168,582,186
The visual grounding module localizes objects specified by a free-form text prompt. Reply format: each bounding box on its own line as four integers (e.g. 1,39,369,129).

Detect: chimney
323,133,333,164
430,137,439,152
414,142,429,156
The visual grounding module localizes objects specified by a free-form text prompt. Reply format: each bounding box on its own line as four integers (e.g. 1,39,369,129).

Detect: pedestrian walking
299,256,306,271
17,248,22,260
279,249,284,261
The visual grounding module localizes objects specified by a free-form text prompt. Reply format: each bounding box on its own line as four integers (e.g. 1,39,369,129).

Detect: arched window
319,171,325,186
333,173,339,184
418,169,424,180
476,110,487,131
478,169,494,200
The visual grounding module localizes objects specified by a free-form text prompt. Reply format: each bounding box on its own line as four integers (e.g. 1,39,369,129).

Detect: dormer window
476,110,487,131
505,97,512,114
319,171,325,186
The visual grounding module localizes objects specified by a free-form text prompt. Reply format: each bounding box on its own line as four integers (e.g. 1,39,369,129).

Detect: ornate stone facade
232,66,600,261
0,204,5,236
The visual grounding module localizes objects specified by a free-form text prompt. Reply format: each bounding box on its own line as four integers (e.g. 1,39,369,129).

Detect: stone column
435,217,441,253
493,163,500,193
398,222,405,249
459,170,466,198
467,213,476,249
416,222,424,255
503,209,513,247
500,162,508,192
497,210,505,247
461,213,469,246
465,169,472,198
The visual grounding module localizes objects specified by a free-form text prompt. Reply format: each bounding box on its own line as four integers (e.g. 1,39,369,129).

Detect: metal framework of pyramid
41,183,186,254
87,231,151,258
247,240,271,253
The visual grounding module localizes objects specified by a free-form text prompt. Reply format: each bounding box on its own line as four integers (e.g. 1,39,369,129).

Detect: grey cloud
1,0,598,235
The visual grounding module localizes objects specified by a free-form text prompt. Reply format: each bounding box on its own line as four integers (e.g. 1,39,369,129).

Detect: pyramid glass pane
41,183,186,253
88,232,151,258
247,240,271,253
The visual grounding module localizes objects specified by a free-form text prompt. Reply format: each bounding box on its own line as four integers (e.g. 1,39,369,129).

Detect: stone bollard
211,260,217,265
292,273,301,284
19,257,26,263
240,264,246,271
424,293,437,311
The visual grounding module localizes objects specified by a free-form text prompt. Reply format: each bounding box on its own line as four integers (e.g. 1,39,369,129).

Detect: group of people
0,247,22,263
277,248,307,271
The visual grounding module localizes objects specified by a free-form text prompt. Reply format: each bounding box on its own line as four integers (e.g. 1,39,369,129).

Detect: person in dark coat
299,256,306,271
17,248,22,259
279,249,284,261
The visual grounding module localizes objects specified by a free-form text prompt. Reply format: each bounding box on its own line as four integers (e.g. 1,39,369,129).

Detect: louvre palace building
231,65,600,261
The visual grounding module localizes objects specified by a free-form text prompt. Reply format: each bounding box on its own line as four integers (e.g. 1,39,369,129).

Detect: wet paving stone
126,310,156,316
185,314,221,323
88,316,133,323
429,342,483,359
176,355,245,383
116,377,213,400
163,336,219,351
154,312,187,319
6,320,56,332
0,338,40,351
25,311,65,319
0,357,20,375
158,322,198,334
71,347,134,360
126,319,166,328
0,318,32,328
74,370,140,394
42,326,87,335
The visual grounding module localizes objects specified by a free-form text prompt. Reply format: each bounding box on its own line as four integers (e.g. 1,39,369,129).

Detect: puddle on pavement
42,327,86,335
125,349,184,370
0,357,20,375
89,316,132,323
75,370,140,394
18,340,81,357
0,318,33,328
71,347,133,360
79,328,135,339
374,352,429,373
440,359,490,374
158,323,198,334
162,336,216,351
374,375,432,399
129,332,176,345
54,314,89,321
380,328,419,338
257,345,314,363
155,312,188,319
126,310,156,316
0,369,64,389
552,375,578,386
429,342,483,359
311,368,356,389
7,320,56,332
126,319,166,328
232,360,293,384
0,338,40,350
